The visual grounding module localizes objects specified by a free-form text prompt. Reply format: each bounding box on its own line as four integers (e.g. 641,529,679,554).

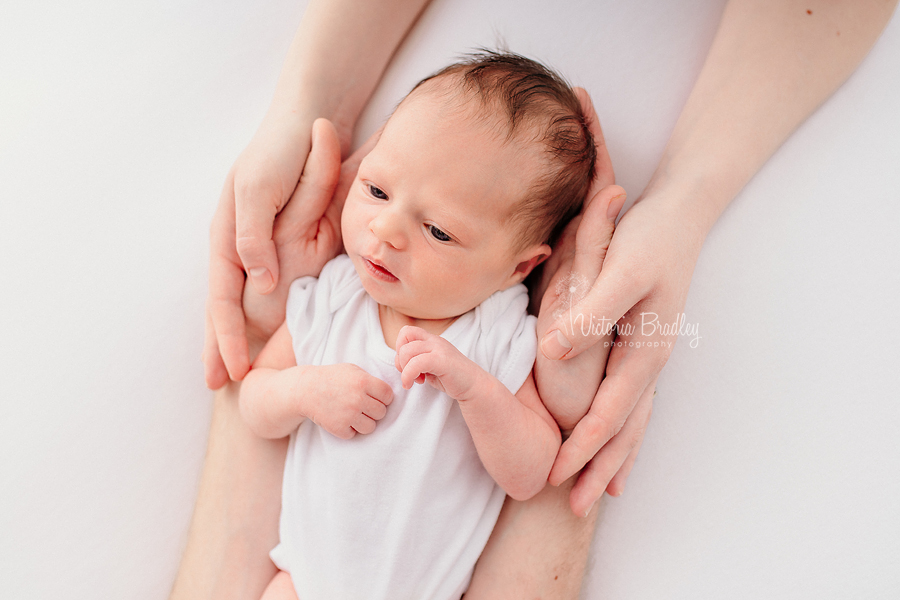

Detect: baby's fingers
361,396,389,421
399,353,436,390
351,413,377,435
395,338,432,372
395,325,430,350
364,375,394,406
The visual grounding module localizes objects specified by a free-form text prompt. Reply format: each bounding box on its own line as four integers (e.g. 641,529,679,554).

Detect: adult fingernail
607,193,626,220
584,501,596,518
540,329,572,360
249,267,273,292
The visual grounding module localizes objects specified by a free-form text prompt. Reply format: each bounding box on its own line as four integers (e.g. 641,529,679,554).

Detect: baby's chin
372,294,476,332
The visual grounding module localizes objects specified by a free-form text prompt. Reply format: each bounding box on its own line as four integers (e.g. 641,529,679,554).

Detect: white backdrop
2,1,899,598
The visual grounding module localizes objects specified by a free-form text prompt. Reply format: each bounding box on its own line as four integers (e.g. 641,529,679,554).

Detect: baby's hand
305,364,393,439
395,326,480,400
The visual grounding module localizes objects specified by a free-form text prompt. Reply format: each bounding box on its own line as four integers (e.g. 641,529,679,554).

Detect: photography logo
552,271,591,322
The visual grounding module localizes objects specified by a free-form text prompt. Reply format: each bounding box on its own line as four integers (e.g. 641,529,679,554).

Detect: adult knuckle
628,423,647,449
582,411,623,444
208,298,235,323
353,371,370,390
234,167,275,202
234,235,261,257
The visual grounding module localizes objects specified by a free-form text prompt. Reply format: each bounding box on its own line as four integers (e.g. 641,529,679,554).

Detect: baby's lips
364,256,398,280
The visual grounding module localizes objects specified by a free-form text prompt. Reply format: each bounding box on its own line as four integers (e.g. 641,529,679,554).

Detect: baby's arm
240,321,394,439
395,326,561,501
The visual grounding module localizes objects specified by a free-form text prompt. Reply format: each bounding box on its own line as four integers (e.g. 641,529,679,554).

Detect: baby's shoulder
473,283,531,334
285,255,364,337
462,283,536,393
287,255,361,314
317,254,362,306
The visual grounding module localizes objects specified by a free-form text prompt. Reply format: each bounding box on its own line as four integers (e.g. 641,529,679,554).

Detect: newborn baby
239,51,596,600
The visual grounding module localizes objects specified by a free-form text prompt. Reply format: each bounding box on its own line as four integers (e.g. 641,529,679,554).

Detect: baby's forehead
369,91,544,227
398,76,517,138
390,80,550,173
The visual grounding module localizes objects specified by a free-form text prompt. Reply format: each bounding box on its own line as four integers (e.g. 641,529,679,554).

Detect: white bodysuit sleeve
471,284,537,395
284,255,359,365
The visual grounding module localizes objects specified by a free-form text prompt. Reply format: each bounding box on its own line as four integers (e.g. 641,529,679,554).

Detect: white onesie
270,255,537,600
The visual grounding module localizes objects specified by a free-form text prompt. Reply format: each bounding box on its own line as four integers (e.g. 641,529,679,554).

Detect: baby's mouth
364,257,398,282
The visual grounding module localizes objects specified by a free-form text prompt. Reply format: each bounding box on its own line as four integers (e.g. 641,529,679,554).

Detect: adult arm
542,0,899,517
173,0,426,589
463,90,620,600
204,0,432,389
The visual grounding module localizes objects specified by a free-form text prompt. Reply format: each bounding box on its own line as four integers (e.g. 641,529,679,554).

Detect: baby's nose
369,210,407,250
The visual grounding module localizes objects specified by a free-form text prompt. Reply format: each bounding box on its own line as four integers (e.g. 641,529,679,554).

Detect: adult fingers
539,190,631,361
233,146,297,294
202,303,229,390
207,195,250,381
275,119,342,244
573,87,615,196
605,388,654,497
567,379,655,516
570,185,625,283
548,341,657,485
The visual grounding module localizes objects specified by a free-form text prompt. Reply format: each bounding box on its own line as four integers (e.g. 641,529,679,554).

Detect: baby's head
342,51,596,321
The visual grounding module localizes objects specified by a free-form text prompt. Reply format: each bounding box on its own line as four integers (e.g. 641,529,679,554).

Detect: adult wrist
266,70,356,156
637,165,729,248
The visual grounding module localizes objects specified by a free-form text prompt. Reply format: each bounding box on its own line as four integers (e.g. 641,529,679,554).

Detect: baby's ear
508,243,552,286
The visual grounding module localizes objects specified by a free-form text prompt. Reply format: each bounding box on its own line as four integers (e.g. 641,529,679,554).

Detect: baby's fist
307,364,393,439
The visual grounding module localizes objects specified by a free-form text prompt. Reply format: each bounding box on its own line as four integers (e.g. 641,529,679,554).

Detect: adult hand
540,181,704,518
204,111,317,389
239,118,345,358
244,121,381,350
204,115,377,389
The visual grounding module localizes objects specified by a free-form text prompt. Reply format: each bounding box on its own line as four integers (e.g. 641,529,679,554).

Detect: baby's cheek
340,198,358,243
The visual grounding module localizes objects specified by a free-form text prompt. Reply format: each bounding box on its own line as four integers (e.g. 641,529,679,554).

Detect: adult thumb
277,118,342,237
540,185,628,361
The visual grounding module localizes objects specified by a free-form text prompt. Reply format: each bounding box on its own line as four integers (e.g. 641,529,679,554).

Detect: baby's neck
378,304,459,350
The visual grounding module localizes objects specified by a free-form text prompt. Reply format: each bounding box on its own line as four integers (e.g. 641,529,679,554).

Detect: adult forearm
170,383,288,600
646,0,897,237
465,477,598,600
269,0,432,152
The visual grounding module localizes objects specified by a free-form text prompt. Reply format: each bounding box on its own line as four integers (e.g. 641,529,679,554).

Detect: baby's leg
259,571,299,600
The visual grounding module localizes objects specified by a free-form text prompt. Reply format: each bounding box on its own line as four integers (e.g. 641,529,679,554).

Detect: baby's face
341,89,545,321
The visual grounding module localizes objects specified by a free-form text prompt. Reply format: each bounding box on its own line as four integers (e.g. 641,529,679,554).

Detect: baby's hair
411,50,597,249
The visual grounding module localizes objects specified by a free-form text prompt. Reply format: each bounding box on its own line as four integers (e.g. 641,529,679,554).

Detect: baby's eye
428,224,452,242
367,184,388,200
